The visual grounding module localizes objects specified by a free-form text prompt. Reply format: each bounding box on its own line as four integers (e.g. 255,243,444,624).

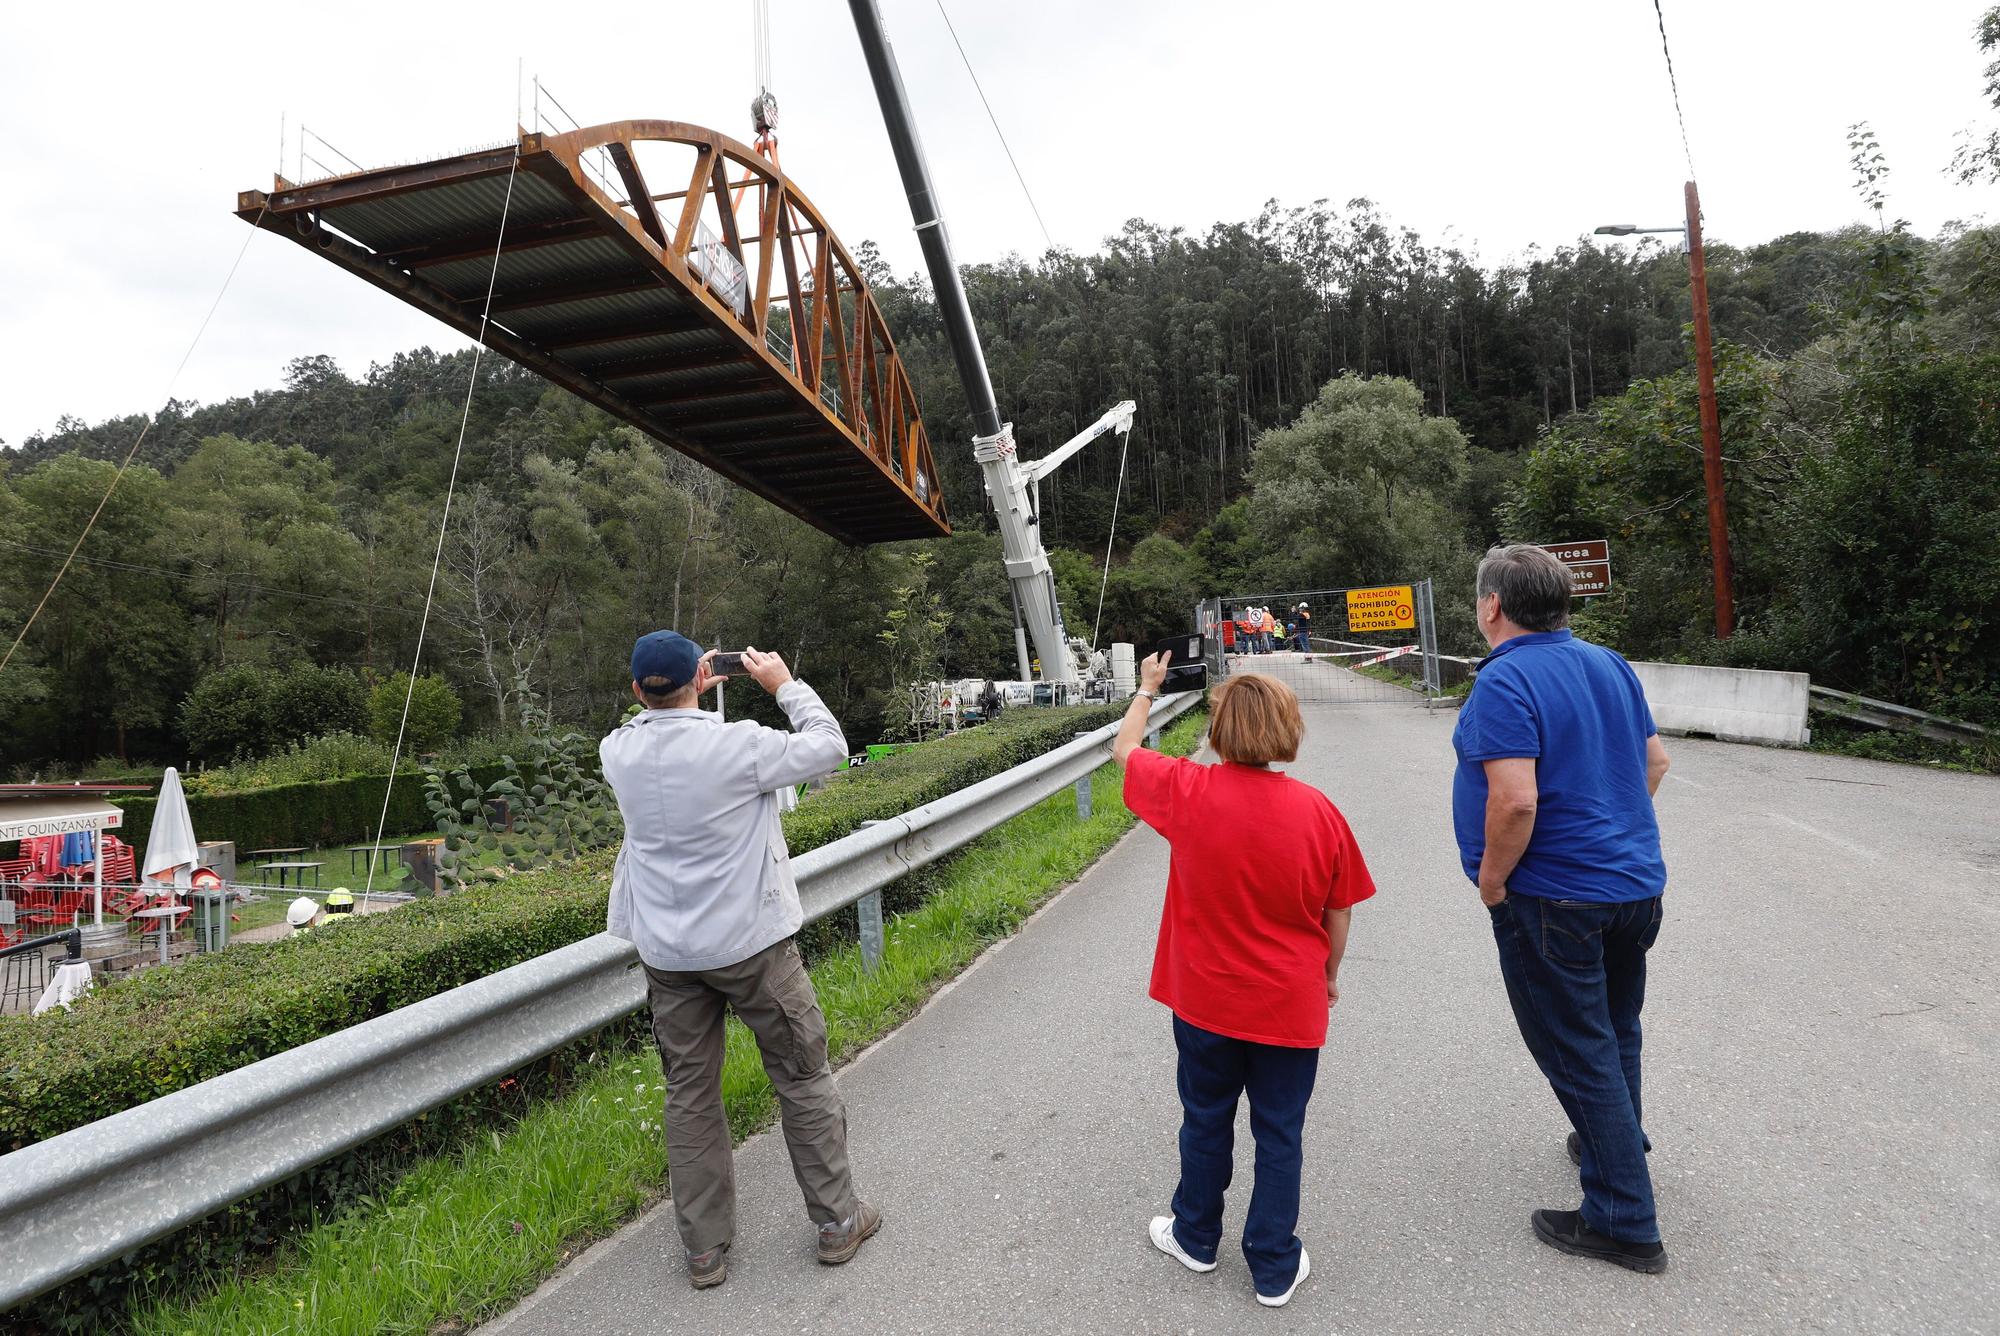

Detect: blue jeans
1488,893,1665,1242
1169,1015,1319,1295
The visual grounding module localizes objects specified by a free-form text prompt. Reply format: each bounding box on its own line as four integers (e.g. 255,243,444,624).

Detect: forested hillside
5,60,1998,769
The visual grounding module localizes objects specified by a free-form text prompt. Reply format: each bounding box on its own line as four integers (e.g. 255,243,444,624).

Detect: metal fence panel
1210,584,1435,703
0,689,1199,1310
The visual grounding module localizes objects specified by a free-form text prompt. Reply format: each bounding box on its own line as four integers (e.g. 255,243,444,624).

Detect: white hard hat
286,896,319,928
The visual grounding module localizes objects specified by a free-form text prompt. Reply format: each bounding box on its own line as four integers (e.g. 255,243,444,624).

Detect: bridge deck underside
239,145,947,545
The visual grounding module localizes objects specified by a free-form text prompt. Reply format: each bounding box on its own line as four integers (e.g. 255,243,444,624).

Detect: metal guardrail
1808,685,1994,746
0,690,1199,1310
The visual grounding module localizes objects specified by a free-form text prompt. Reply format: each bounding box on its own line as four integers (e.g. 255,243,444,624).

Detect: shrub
424,690,621,894
16,701,1136,1146
182,731,394,796
117,738,550,852
369,673,462,754
782,702,1126,852
180,663,369,762
267,664,368,744
115,764,512,854
0,861,615,1151
178,665,273,762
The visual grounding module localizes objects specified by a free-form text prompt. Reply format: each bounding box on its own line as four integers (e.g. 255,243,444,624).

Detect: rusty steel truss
236,121,948,544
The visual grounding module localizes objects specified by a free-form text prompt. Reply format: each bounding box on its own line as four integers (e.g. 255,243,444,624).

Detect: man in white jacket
602,630,879,1290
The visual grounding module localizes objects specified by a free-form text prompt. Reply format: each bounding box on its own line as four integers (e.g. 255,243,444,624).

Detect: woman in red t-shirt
1115,658,1376,1309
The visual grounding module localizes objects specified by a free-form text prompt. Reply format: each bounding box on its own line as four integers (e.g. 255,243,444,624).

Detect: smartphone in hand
709,652,747,677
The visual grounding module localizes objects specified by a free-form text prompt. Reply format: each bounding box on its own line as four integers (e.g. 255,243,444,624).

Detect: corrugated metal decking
236,122,949,545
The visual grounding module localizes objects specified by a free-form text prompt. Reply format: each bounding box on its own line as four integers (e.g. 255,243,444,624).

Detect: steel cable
934,0,1055,252
0,202,268,680
361,153,520,908
1089,422,1133,652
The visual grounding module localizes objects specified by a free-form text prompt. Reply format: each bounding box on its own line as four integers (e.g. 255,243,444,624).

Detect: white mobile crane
847,0,1135,698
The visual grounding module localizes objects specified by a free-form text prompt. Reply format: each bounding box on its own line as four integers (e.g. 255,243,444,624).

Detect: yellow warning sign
1345,584,1416,633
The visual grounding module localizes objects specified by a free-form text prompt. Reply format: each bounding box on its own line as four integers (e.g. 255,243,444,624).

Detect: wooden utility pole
1684,179,1735,638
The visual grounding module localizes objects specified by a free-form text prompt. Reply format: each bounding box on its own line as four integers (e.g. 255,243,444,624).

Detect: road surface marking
1765,811,1881,861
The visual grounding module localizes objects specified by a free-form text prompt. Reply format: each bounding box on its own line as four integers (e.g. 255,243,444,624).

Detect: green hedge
110,764,511,854
0,703,1132,1150
783,703,1125,850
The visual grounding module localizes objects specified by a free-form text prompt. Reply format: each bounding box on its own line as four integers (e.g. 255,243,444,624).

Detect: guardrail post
857,890,885,973
1074,774,1093,820
1145,727,1160,750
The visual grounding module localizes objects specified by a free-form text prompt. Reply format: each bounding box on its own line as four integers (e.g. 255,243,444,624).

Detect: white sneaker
1148,1216,1217,1273
1255,1247,1311,1308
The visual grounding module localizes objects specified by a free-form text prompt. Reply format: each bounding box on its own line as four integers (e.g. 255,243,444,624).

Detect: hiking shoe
817,1200,882,1265
1148,1216,1217,1273
1531,1209,1668,1274
1255,1247,1311,1308
687,1244,728,1289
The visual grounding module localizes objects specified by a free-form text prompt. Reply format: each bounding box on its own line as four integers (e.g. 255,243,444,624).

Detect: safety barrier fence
0,689,1199,1310
1808,685,1995,747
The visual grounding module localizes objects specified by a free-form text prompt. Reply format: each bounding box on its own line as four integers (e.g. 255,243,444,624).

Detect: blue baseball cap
631,630,700,690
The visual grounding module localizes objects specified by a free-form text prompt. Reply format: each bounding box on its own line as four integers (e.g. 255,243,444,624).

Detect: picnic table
255,861,324,891
344,844,404,877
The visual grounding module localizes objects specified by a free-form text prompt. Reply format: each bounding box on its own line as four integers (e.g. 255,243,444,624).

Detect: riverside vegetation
5,14,1999,773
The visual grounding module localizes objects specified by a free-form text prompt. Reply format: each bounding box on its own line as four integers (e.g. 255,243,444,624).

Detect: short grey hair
1476,544,1573,632
638,674,697,709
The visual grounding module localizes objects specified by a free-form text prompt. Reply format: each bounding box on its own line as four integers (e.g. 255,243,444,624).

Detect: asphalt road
484,696,1998,1335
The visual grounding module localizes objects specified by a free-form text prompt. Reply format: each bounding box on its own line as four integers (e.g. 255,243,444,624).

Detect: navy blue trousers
1169,1015,1319,1295
1489,893,1665,1242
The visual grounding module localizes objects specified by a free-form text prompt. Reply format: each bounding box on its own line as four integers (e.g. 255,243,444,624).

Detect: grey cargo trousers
642,937,855,1254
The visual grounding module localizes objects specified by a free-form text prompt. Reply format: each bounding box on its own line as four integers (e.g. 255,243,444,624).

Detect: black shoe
1531,1209,1667,1274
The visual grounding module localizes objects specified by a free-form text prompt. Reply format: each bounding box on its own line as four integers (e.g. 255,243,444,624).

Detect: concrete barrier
1629,661,1811,747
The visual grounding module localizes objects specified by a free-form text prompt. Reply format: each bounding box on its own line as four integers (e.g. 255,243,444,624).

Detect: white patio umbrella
139,766,200,964
141,767,200,890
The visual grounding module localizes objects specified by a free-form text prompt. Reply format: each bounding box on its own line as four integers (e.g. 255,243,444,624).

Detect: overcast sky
1,0,1993,449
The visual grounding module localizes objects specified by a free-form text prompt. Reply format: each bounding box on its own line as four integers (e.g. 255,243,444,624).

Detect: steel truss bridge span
237,121,948,545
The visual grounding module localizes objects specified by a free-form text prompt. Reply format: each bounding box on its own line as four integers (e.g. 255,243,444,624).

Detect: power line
1651,0,1698,180
933,0,1055,253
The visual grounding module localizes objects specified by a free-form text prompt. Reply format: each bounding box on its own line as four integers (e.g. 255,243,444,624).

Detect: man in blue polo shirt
1452,544,1673,1273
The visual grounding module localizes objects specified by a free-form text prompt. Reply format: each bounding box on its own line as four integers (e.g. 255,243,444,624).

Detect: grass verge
1805,714,1999,775
126,710,1207,1336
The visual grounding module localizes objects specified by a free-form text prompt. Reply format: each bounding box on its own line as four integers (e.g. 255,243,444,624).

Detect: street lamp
1593,182,1734,638
1591,223,1687,252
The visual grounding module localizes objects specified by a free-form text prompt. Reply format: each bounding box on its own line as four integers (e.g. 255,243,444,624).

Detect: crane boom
846,0,1130,689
